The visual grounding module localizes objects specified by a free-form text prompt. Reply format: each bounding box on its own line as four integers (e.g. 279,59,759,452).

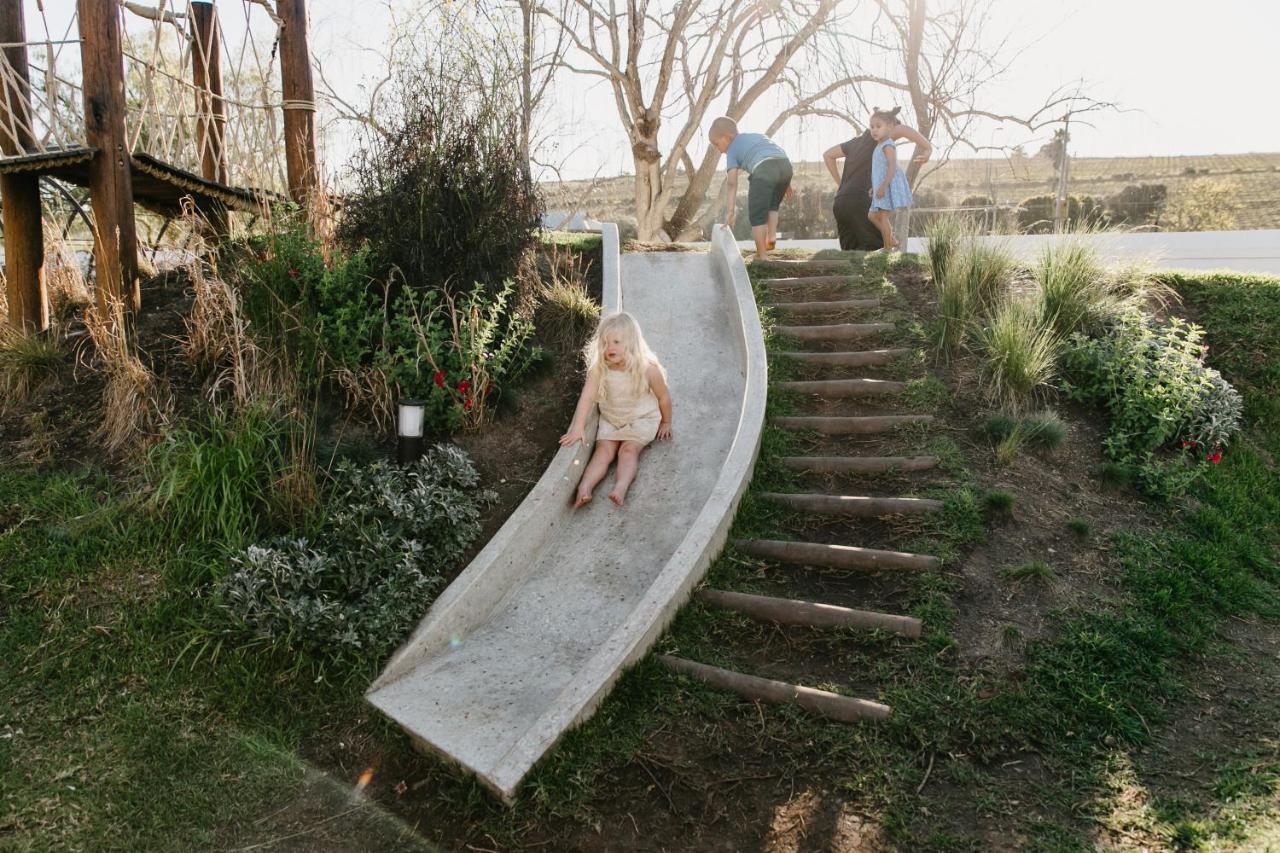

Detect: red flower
457,379,472,394
463,397,474,412
1207,450,1222,464
1181,440,1196,449
254,250,268,262
394,780,407,796
433,371,445,389
287,267,300,279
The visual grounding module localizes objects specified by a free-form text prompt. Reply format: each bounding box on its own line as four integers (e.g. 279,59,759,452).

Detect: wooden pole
657,655,892,722
78,0,140,317
190,0,229,237
277,0,319,208
0,0,48,331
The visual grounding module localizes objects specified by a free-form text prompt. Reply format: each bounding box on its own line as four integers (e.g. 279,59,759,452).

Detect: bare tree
536,0,887,241
846,0,1115,186
316,0,569,178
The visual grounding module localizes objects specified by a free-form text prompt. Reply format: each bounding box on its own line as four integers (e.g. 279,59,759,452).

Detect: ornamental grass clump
972,299,1062,414
218,445,495,663
923,214,969,286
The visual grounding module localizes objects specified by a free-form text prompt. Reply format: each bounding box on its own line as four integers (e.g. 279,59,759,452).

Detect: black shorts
747,158,793,226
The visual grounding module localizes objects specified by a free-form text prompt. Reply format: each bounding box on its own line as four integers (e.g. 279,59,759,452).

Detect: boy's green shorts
747,158,793,227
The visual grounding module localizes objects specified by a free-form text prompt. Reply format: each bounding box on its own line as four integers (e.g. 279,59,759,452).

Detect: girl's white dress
597,368,661,445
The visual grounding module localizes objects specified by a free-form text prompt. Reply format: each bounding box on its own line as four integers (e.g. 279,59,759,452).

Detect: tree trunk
631,131,668,240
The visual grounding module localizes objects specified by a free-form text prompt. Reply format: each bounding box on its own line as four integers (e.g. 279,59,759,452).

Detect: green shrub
337,55,541,300
972,299,1061,413
148,407,295,551
1016,194,1106,234
1060,314,1244,468
233,226,539,433
983,489,1015,517
218,446,494,662
1021,411,1068,449
1066,517,1091,537
1160,178,1238,231
1106,183,1167,226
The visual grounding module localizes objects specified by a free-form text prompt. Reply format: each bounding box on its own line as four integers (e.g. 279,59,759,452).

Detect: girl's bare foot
607,490,625,507
573,492,592,509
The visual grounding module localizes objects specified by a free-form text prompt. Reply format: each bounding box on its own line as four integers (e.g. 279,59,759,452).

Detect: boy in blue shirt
709,116,793,260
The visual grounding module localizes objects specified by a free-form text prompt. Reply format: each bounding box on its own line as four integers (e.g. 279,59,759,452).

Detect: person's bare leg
574,440,619,507
608,441,645,506
869,210,896,251
767,210,780,250
751,224,769,260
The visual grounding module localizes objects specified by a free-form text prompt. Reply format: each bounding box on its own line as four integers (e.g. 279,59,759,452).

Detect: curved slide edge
367,224,766,802
369,224,621,691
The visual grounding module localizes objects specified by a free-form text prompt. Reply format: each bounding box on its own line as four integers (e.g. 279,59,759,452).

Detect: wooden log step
761,274,857,288
774,414,933,435
698,588,922,638
775,378,906,397
734,538,940,572
777,322,894,341
769,298,880,316
780,455,940,474
759,492,944,517
656,654,891,722
780,348,911,367
753,258,853,270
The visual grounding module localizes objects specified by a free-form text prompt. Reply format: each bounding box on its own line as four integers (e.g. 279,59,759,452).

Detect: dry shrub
182,259,267,408
334,364,395,434
43,227,93,321
83,301,171,457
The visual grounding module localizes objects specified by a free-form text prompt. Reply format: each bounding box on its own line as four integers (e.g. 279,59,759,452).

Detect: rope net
0,1,293,196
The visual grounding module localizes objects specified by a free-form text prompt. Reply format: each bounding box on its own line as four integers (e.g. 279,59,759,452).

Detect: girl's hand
559,427,585,447
876,185,887,199
657,421,673,441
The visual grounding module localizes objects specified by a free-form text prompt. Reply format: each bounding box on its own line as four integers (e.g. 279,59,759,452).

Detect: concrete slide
367,225,767,801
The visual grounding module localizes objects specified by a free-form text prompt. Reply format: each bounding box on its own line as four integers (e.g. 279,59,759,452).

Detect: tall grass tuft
0,327,63,406
972,299,1062,414
931,236,1016,357
1034,239,1106,337
923,214,969,286
957,240,1018,317
148,406,295,549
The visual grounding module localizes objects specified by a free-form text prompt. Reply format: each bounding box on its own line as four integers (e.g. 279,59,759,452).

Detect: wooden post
78,0,140,317
0,0,48,331
277,0,319,208
190,0,229,237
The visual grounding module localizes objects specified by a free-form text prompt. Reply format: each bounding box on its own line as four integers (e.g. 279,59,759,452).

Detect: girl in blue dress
868,106,913,251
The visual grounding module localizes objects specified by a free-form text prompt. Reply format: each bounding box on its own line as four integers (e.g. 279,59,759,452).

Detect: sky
27,0,1280,182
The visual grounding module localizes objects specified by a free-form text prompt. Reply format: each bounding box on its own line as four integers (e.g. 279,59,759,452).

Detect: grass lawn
2,261,1278,850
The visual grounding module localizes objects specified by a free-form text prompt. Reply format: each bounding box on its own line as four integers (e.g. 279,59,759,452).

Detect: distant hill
542,152,1280,238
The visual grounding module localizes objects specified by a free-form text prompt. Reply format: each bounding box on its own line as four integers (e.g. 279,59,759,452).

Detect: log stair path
662,255,942,725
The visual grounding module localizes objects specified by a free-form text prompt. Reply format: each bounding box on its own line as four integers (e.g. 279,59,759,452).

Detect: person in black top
824,109,932,251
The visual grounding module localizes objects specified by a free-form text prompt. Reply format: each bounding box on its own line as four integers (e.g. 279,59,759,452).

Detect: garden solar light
397,399,426,464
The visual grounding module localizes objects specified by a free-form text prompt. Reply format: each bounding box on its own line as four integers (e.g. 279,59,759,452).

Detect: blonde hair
583,311,665,403
708,116,738,144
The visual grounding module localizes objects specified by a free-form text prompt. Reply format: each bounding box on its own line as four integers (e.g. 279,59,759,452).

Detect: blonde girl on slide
559,312,673,508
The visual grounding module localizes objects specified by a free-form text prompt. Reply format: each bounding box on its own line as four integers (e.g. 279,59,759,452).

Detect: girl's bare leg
767,210,780,249
868,210,896,251
608,441,645,506
575,441,619,508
